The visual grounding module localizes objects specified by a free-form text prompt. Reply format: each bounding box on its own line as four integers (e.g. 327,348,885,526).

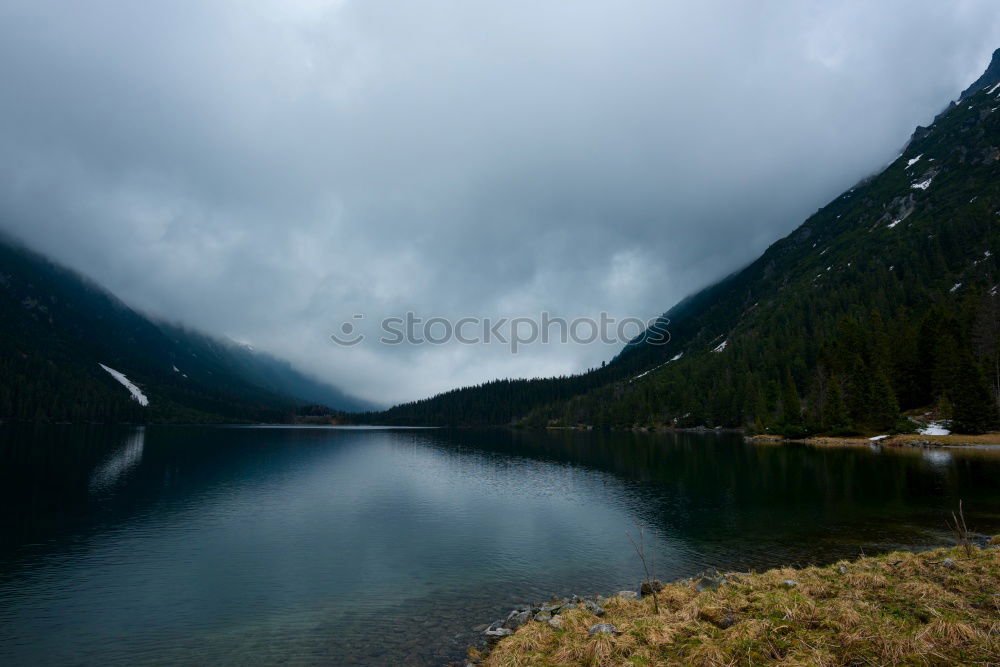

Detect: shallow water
2,425,999,665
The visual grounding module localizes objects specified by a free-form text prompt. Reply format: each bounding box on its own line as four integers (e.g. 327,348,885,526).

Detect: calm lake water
2,425,1000,665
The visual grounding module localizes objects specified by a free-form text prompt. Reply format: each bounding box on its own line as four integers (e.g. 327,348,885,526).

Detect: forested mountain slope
0,237,372,422
534,75,1000,434
369,53,1000,433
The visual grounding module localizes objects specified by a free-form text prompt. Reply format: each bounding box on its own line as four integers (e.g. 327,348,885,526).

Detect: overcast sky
1,1,998,406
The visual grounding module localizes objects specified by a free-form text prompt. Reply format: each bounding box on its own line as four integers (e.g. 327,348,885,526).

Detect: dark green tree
951,352,997,434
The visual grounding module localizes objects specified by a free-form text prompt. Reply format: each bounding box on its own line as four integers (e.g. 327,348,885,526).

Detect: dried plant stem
626,527,660,614
948,499,974,558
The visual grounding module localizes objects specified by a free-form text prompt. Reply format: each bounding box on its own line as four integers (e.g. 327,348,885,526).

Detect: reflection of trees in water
88,427,146,493
424,429,1000,554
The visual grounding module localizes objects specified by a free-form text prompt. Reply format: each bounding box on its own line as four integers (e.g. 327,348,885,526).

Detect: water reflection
922,448,953,467
89,427,145,493
0,426,998,666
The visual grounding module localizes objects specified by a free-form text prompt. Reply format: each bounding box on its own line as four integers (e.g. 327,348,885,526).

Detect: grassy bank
750,432,1000,447
475,540,1000,666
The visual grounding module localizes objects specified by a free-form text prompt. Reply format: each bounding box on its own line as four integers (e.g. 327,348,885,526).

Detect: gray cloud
1,0,998,404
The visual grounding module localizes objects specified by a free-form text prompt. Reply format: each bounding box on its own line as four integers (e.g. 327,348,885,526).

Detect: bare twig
626,527,660,614
947,499,974,558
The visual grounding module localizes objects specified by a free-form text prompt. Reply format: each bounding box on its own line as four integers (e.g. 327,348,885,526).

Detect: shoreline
470,537,1000,665
748,432,1000,448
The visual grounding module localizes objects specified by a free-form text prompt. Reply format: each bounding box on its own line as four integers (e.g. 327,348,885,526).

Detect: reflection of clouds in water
89,428,145,493
922,449,953,468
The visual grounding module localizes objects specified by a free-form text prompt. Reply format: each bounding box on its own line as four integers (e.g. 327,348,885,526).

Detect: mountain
364,52,1000,434
0,236,372,422
961,48,1000,100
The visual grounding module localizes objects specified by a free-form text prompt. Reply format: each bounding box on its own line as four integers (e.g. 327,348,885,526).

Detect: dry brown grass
748,432,1000,447
892,432,1000,446
750,432,1000,447
479,541,1000,666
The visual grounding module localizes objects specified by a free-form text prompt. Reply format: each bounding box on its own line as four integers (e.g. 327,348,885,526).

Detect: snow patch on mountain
99,364,149,406
630,351,685,382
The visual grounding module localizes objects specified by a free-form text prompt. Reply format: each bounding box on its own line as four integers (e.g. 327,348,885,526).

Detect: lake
2,425,999,665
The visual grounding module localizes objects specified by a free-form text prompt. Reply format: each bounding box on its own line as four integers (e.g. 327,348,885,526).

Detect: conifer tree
781,369,803,429
951,352,997,434
822,377,851,433
866,368,900,432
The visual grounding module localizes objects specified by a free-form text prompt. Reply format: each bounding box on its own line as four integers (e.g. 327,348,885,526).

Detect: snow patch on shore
919,421,950,436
